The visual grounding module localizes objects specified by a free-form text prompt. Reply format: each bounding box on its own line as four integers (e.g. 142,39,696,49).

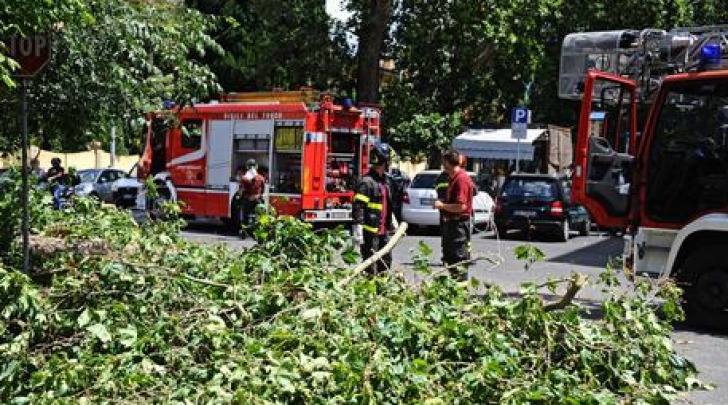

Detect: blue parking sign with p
512,107,529,124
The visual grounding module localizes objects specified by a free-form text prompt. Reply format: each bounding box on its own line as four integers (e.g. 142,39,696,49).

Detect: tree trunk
356,0,391,104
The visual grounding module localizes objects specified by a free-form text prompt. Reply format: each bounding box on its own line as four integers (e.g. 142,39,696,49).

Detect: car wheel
681,246,728,331
557,221,570,242
579,219,591,237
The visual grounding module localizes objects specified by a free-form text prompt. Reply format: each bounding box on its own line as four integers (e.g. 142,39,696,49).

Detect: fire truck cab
561,27,728,329
137,90,381,227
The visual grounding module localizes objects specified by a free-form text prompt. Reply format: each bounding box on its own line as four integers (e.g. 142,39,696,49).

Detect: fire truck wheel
682,245,728,331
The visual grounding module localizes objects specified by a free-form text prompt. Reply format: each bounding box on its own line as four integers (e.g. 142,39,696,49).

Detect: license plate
514,210,537,218
420,198,435,206
123,194,134,199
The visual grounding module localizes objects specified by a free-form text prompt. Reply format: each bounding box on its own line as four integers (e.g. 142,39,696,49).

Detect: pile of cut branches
0,173,705,404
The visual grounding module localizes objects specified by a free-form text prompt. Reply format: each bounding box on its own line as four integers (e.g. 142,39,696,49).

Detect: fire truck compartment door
207,120,235,188
574,70,637,229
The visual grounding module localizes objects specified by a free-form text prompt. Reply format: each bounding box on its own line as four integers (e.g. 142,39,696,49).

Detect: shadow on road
183,220,237,236
405,226,441,237
548,237,623,268
673,322,728,338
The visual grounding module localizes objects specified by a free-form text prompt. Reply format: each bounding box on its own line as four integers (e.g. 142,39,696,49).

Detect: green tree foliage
186,0,354,93
0,172,708,402
383,0,560,131
384,0,728,133
0,0,222,152
389,112,462,167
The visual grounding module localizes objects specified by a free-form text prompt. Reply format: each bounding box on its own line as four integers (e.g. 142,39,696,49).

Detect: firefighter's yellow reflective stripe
367,202,383,211
354,194,370,203
363,225,379,233
436,183,448,189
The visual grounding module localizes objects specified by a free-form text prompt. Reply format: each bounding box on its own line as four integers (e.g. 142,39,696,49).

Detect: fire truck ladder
560,26,728,102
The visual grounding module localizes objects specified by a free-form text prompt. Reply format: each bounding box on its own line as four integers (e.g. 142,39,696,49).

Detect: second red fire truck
129,90,381,228
561,26,728,329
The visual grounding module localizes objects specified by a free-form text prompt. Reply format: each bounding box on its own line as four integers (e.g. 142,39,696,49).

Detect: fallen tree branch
113,259,230,289
535,277,573,290
338,222,409,287
544,273,588,312
20,235,109,257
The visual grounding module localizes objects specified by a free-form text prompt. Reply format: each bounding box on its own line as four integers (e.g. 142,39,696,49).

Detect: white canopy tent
452,128,547,160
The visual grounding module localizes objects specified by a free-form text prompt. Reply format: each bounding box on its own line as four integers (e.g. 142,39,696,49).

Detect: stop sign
5,35,52,78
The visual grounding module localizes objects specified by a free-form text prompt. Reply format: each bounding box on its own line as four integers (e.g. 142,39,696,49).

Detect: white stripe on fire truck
330,127,363,134
305,132,325,143
176,187,230,194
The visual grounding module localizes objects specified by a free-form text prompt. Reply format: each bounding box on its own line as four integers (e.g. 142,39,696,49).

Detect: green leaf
77,309,91,328
118,326,137,348
87,323,112,343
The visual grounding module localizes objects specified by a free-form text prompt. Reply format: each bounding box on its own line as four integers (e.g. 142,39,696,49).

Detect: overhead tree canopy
3,0,728,154
0,0,222,152
383,0,728,153
185,0,354,95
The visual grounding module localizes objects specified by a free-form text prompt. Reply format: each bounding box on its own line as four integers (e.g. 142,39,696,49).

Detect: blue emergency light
701,42,722,66
163,100,176,109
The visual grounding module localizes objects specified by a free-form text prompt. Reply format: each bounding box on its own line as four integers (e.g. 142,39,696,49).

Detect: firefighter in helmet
352,142,396,275
239,158,266,237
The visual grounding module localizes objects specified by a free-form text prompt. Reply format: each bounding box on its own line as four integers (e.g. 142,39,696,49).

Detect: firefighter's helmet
246,159,258,169
370,142,393,166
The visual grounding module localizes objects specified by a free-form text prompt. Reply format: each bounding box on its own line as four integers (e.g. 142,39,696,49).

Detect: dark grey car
494,174,591,241
75,169,128,203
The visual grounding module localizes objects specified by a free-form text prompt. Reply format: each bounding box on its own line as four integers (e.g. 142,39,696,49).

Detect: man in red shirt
239,159,266,238
435,150,474,279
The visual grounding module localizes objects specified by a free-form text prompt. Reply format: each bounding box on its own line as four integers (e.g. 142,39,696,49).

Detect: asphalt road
181,222,727,404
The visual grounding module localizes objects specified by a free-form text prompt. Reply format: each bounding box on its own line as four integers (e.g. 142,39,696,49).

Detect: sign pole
6,34,52,273
20,79,30,273
516,137,521,174
110,124,116,167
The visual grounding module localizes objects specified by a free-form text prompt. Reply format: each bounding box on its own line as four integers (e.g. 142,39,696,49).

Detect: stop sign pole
6,35,52,273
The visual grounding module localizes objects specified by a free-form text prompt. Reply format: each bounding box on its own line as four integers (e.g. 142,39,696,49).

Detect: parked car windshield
78,170,101,183
501,178,558,199
410,173,438,189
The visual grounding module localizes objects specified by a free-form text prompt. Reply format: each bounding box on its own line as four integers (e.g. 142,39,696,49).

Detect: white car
402,170,494,229
111,164,144,208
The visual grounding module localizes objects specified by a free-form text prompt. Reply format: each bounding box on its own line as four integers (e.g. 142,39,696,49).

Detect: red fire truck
135,90,381,227
560,26,728,329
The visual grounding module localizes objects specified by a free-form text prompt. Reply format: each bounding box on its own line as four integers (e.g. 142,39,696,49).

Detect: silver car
75,169,128,203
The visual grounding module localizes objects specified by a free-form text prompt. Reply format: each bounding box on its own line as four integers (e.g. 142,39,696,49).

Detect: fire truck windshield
646,79,728,223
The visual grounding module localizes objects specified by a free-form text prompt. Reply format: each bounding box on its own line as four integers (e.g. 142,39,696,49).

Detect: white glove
352,224,364,246
243,169,257,181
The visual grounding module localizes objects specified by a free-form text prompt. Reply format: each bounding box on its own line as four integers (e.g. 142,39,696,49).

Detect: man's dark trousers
361,232,392,275
442,218,471,279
